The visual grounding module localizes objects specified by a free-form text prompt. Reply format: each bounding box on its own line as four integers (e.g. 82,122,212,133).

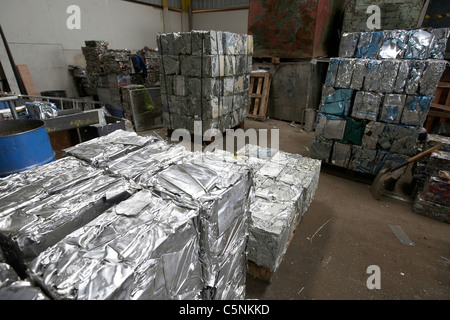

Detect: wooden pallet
247,72,272,120
425,81,450,132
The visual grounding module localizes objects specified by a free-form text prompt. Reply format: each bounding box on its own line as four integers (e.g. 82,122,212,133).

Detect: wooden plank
437,82,450,89
433,87,443,103
247,76,256,115
430,103,450,112
445,90,450,107
428,110,450,118
253,77,263,116
16,65,38,96
258,73,271,118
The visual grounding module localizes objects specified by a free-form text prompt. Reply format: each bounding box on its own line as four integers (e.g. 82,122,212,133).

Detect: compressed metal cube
149,152,253,300
400,95,433,126
356,31,383,59
335,58,355,89
339,32,360,58
30,190,203,300
351,91,383,121
362,121,388,150
419,60,448,96
348,146,377,174
0,171,136,265
404,29,435,60
63,130,162,168
331,142,352,168
319,87,353,117
380,94,406,124
315,113,346,140
378,30,409,59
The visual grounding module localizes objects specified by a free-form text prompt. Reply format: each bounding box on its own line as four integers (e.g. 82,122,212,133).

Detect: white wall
192,9,249,34
0,0,182,97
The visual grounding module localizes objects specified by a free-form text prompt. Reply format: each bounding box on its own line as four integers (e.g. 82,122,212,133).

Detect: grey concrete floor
144,118,450,300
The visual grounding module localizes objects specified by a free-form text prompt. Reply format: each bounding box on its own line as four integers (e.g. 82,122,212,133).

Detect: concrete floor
146,118,450,300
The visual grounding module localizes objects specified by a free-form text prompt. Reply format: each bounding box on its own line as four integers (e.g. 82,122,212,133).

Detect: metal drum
0,119,55,177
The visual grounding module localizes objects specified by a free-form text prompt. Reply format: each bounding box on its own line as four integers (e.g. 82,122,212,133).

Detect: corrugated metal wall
192,0,249,11
127,0,249,10
126,0,181,9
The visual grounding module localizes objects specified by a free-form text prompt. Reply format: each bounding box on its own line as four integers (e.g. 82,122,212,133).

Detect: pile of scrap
311,28,450,176
412,134,450,223
157,30,253,134
0,130,254,300
236,145,321,281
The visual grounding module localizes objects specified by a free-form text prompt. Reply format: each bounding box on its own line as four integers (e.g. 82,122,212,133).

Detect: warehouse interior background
0,0,449,302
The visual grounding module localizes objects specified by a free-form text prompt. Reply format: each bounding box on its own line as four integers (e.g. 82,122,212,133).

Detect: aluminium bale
310,135,333,163
372,151,409,176
387,124,421,156
237,146,320,273
351,91,383,121
405,60,427,95
319,87,353,117
362,121,388,150
149,152,253,300
356,31,383,59
413,194,450,224
0,263,49,300
63,130,163,168
348,146,377,174
424,150,450,176
419,60,448,96
380,94,406,124
419,174,450,207
363,60,383,92
400,95,433,126
315,113,346,140
342,117,365,146
404,29,435,60
394,60,411,93
379,60,400,93
335,58,355,89
425,134,450,153
324,58,340,87
338,32,360,58
429,28,450,59
29,190,203,300
247,200,296,273
0,171,137,267
350,59,368,90
331,142,352,168
377,30,409,59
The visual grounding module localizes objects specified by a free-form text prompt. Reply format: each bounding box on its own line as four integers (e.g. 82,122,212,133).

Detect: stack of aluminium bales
311,28,449,175
236,145,321,274
157,30,253,135
0,129,254,300
412,134,450,223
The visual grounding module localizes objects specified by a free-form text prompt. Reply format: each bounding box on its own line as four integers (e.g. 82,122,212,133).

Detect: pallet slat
247,72,272,120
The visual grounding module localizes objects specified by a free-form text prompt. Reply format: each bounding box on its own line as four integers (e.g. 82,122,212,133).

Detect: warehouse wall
192,9,249,34
0,0,182,97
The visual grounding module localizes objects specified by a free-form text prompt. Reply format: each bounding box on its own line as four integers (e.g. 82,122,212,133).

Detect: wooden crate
425,82,450,132
247,72,272,120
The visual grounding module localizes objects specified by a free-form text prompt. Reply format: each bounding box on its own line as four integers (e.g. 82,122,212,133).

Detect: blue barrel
0,119,56,177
